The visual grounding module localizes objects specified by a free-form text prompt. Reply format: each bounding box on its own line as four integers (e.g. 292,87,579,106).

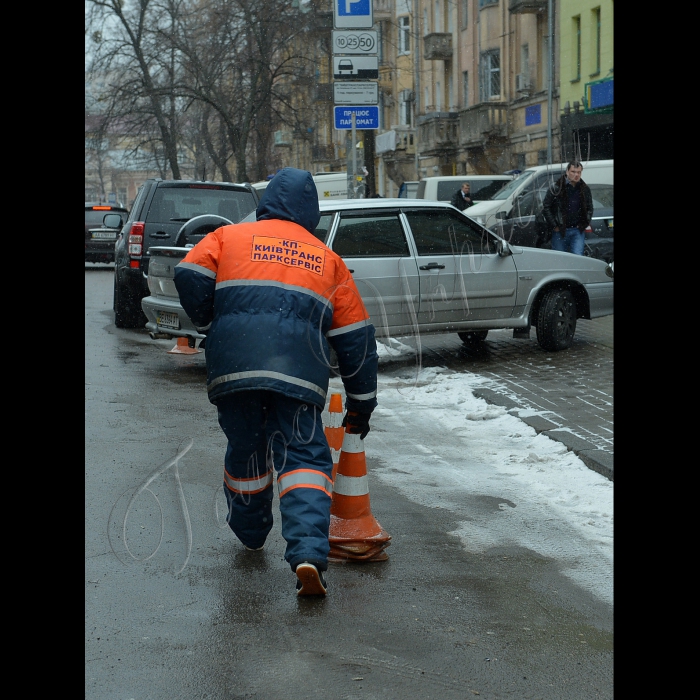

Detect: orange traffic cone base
167,337,202,354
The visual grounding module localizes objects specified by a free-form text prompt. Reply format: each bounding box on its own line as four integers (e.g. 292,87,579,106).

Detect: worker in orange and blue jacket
174,167,378,596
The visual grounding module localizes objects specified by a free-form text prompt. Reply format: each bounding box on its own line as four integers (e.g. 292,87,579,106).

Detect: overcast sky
326,337,613,607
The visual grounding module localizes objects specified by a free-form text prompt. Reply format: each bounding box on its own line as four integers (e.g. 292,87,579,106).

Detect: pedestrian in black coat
450,182,474,211
541,161,594,255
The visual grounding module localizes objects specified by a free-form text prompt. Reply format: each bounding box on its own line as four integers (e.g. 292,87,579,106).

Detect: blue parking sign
338,0,369,15
334,106,379,130
334,0,373,28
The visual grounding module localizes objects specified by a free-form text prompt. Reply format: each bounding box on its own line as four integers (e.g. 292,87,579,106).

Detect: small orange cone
328,427,391,563
167,337,202,355
324,393,344,482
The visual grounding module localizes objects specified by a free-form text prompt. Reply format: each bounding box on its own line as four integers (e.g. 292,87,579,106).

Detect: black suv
111,179,259,328
85,202,129,264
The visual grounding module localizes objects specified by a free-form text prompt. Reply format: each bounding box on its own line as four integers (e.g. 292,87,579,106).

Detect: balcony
273,130,293,147
312,144,335,162
509,0,547,13
458,103,509,147
417,112,459,153
392,125,416,154
423,33,453,61
313,83,333,102
374,0,392,20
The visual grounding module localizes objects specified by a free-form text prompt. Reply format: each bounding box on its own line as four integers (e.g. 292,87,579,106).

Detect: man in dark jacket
450,182,474,211
541,161,593,255
173,168,378,596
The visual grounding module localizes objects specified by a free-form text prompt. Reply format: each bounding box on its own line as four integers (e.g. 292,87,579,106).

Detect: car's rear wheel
458,330,488,344
536,289,576,351
113,274,147,329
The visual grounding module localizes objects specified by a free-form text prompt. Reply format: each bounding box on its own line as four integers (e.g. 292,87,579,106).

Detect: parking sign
334,106,379,130
333,0,373,29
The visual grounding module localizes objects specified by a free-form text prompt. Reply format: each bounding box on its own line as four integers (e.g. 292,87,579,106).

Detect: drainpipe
547,0,554,164
414,0,421,179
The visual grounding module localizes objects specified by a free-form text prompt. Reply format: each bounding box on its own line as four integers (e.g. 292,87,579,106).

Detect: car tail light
584,225,592,233
92,205,111,211
128,222,145,258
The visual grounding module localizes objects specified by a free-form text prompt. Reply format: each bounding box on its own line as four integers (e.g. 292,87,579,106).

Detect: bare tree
86,0,185,179
86,0,318,183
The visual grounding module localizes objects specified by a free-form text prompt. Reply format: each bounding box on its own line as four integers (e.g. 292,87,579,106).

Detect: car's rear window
146,188,257,224
85,208,128,228
589,184,614,208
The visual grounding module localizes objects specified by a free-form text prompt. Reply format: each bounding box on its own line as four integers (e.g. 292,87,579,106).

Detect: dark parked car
493,183,613,263
85,202,129,263
110,179,259,328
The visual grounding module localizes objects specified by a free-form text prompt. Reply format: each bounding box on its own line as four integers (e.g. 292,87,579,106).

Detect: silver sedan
142,199,613,352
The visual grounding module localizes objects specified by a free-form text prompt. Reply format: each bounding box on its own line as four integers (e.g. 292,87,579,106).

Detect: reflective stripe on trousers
216,390,333,567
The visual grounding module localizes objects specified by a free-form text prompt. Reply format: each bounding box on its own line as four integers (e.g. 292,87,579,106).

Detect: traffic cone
328,428,391,562
167,337,202,354
324,393,344,482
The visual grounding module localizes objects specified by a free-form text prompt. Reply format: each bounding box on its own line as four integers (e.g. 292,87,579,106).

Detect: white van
466,160,614,230
252,172,351,201
416,175,515,204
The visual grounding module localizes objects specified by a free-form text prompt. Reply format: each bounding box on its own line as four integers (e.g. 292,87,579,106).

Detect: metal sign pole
351,111,357,199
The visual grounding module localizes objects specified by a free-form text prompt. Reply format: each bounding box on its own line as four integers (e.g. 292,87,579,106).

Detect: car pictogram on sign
337,59,354,74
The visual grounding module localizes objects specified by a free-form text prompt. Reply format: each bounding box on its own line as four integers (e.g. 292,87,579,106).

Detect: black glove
342,411,371,440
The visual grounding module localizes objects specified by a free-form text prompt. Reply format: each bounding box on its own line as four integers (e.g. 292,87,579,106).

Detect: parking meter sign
334,0,373,29
334,106,379,130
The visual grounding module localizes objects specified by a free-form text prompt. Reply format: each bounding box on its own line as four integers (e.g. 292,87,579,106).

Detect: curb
473,388,613,482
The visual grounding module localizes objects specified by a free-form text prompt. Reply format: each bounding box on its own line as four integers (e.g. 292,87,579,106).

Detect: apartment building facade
292,0,569,196
558,0,613,161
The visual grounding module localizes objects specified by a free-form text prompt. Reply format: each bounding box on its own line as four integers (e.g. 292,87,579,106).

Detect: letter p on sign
334,0,372,28
336,0,370,16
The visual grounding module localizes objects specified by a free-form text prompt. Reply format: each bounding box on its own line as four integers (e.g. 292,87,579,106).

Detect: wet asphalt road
86,265,613,700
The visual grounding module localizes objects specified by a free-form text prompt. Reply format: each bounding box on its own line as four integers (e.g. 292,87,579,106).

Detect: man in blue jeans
542,161,593,255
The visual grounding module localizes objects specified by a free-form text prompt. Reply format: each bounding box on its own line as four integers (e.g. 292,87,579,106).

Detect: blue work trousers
551,227,585,255
216,391,333,571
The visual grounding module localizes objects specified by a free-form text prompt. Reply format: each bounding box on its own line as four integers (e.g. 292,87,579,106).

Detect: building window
424,9,429,35
537,150,547,165
480,49,500,100
434,1,441,33
399,16,411,54
479,0,498,7
436,81,442,110
462,0,469,28
572,15,581,82
521,43,529,86
462,71,469,107
591,7,601,76
517,153,526,171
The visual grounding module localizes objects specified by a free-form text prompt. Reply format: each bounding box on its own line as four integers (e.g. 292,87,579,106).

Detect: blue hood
256,167,321,234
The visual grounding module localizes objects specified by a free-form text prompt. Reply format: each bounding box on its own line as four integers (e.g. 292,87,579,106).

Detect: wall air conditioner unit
515,74,530,92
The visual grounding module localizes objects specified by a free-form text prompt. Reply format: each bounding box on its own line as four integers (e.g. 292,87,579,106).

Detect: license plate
157,311,180,329
91,230,116,239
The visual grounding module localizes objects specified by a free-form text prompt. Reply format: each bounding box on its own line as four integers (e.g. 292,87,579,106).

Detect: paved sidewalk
400,316,614,481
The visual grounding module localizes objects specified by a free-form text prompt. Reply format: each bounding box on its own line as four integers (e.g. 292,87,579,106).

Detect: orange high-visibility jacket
174,170,378,414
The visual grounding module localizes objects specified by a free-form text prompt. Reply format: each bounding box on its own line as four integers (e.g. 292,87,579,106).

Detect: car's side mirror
497,239,512,257
495,210,507,220
103,213,123,228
